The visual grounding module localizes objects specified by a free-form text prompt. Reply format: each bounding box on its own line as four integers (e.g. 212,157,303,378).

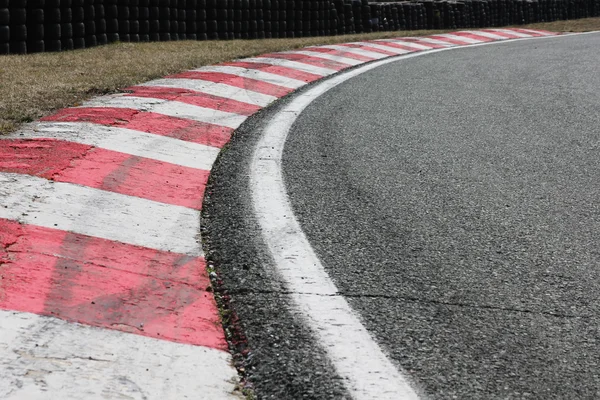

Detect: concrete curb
0,28,557,399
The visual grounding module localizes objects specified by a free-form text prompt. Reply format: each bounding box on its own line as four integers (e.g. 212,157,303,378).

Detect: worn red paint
0,139,209,209
125,85,262,116
0,219,226,350
222,61,323,82
169,71,294,98
42,107,233,148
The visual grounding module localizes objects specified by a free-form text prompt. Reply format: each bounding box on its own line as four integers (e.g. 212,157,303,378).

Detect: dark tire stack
95,0,107,45
9,0,27,54
0,0,10,54
170,0,178,40
104,0,118,43
138,0,150,42
71,0,85,49
27,0,45,53
84,0,97,47
117,0,130,42
129,0,140,42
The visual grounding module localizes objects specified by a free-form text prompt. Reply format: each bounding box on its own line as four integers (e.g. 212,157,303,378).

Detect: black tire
73,37,85,48
28,39,44,53
97,33,108,45
10,24,27,41
10,40,27,54
85,35,97,47
0,8,9,25
45,39,61,51
73,21,85,37
10,8,26,24
0,25,9,42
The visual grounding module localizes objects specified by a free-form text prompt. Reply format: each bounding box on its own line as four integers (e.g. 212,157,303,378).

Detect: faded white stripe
351,41,414,55
84,94,247,129
195,65,307,89
242,57,338,76
282,50,363,66
412,37,457,47
489,28,532,38
460,30,509,40
140,78,278,107
375,39,433,51
317,44,388,59
515,28,555,36
19,121,220,171
435,33,484,44
0,172,202,255
0,310,238,400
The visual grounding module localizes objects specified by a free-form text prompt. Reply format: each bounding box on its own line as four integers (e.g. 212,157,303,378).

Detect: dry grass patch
1,18,599,136
520,16,600,32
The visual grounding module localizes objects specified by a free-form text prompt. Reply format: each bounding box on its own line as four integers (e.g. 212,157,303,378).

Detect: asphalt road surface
204,32,600,399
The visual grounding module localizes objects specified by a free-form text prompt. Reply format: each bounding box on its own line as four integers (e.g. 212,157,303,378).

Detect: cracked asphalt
204,32,600,399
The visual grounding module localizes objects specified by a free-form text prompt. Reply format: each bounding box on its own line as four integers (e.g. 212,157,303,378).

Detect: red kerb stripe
125,85,261,116
0,219,226,349
221,61,323,83
0,139,209,209
168,71,294,98
41,107,233,148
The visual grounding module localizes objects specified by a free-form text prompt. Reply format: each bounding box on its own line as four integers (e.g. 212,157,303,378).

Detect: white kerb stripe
282,50,363,66
375,39,433,51
195,65,308,89
489,28,532,38
242,57,338,76
84,94,247,129
0,310,238,400
412,37,457,47
140,78,278,107
21,121,220,171
317,44,388,59
350,41,414,55
435,33,484,44
460,30,509,40
0,172,202,255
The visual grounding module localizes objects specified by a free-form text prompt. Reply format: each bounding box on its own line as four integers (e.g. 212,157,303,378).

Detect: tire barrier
1,0,599,54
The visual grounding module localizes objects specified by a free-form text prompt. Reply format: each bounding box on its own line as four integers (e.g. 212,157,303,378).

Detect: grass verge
1,17,599,136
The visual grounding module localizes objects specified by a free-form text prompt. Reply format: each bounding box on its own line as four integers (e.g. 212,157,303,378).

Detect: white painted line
21,121,221,171
350,41,414,55
374,39,434,51
250,55,424,400
282,50,363,66
249,31,586,400
317,44,389,59
460,30,509,40
195,65,308,89
489,28,532,38
435,33,484,44
140,78,278,107
83,94,248,129
0,310,238,400
0,172,202,256
242,57,338,76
